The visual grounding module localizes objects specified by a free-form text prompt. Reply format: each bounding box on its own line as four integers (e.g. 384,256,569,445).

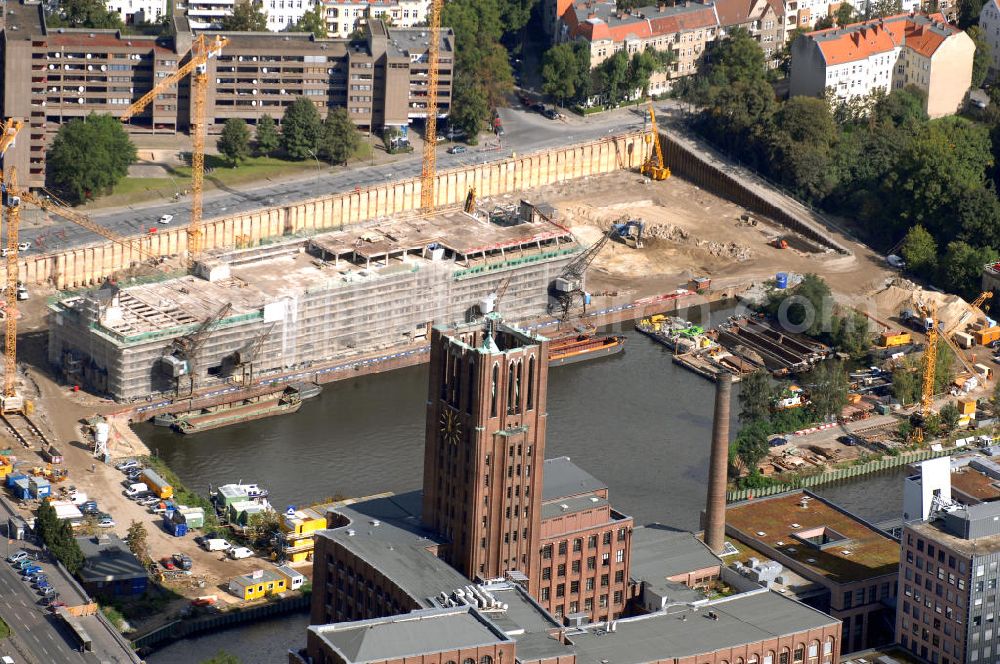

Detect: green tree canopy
940,401,961,430
48,0,124,29
732,420,771,474
940,240,999,300
900,224,938,276
738,370,776,424
959,0,987,28
254,114,280,157
46,113,137,203
808,360,850,420
706,28,767,89
449,73,490,142
766,273,832,338
221,0,268,31
968,26,992,88
291,4,327,37
442,0,514,117
218,118,252,166
280,97,323,160
835,2,854,25
126,520,149,564
541,42,591,105
768,96,839,201
831,310,872,359
318,108,360,164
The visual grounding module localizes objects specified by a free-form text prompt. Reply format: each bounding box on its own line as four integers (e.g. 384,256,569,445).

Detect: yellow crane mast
0,119,24,412
419,0,443,213
920,302,937,419
641,101,670,181
121,35,227,264
3,168,20,410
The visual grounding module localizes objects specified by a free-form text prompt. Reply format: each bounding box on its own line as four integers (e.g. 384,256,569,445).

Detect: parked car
173,553,192,571
35,581,50,592
227,547,254,560
17,558,37,570
21,565,42,576
124,483,148,497
81,501,99,514
531,102,545,113
158,214,174,224
17,242,29,252
115,460,140,471
202,538,231,552
160,557,176,571
7,551,29,563
837,435,859,446
768,437,787,448
543,108,560,120
447,146,466,155
887,254,906,268
138,497,159,507
98,517,116,528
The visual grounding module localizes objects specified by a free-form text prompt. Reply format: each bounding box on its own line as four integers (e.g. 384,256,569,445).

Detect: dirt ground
493,170,894,305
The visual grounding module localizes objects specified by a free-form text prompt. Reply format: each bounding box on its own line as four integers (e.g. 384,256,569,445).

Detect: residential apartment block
553,0,788,96
0,2,454,189
790,12,974,118
978,0,1000,78
322,0,430,39
107,0,168,25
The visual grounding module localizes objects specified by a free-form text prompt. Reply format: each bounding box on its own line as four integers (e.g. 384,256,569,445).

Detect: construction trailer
48,208,580,401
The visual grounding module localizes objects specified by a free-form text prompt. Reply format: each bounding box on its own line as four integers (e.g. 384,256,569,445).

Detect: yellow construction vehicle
420,0,444,213
640,101,670,181
121,35,227,264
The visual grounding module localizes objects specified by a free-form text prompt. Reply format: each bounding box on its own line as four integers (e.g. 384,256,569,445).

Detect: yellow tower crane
641,101,670,181
121,34,227,264
0,118,24,412
419,0,443,213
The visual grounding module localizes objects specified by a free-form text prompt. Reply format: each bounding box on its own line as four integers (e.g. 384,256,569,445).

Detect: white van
228,547,253,560
124,483,148,497
203,538,231,552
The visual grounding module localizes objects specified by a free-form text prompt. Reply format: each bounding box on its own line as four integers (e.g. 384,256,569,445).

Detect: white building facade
790,12,974,118
979,0,1000,76
107,0,168,24
322,0,430,39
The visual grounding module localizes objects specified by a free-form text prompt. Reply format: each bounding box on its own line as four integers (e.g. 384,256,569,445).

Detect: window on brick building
588,535,598,549
603,532,612,545
542,567,551,580
601,574,609,587
587,556,596,570
558,564,566,577
558,541,567,555
571,580,580,593
556,584,565,597
574,538,583,552
541,587,550,601
572,560,581,573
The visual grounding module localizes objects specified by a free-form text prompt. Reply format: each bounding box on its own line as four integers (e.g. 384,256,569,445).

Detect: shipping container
953,331,975,349
140,469,173,499
976,326,1000,346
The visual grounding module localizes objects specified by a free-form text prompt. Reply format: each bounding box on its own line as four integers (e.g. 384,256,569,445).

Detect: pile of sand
870,281,984,330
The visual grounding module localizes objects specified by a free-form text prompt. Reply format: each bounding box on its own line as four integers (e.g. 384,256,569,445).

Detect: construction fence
21,132,649,290
725,447,952,503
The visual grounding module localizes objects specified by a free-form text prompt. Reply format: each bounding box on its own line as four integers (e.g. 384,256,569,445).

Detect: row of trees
46,97,361,201
36,501,85,574
217,99,361,166
541,42,673,108
681,29,1000,300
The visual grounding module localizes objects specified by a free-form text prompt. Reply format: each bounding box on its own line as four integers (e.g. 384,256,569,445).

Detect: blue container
583,292,592,306
775,272,788,289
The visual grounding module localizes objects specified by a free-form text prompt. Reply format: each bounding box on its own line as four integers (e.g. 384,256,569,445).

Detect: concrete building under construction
47,204,581,401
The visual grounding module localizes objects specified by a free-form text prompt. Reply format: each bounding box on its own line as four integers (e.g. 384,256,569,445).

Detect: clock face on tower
440,408,462,445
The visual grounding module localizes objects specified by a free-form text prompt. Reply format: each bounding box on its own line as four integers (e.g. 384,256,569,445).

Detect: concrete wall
21,132,647,290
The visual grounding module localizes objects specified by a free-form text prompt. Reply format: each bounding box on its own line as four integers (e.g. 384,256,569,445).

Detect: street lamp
305,149,322,183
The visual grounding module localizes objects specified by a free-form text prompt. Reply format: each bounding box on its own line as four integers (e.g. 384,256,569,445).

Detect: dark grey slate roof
319,491,470,607
542,457,607,502
310,607,511,663
568,590,838,663
75,535,148,583
629,525,722,583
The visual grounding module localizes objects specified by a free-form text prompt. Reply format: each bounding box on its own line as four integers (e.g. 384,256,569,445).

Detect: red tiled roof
807,11,959,65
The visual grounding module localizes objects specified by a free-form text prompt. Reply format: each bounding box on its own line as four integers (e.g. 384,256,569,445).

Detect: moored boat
172,387,302,435
548,334,626,366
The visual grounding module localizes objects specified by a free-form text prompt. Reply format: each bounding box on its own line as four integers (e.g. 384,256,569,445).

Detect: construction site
48,203,582,401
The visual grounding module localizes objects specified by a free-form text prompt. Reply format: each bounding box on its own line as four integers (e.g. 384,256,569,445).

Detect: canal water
140,308,904,663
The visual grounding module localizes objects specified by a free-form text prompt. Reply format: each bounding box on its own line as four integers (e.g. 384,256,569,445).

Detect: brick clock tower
422,314,549,596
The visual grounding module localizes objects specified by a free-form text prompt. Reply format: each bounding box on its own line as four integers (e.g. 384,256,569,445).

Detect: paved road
0,497,140,663
11,103,651,256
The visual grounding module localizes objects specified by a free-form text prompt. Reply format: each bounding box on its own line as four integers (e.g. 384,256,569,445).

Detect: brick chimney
704,372,733,554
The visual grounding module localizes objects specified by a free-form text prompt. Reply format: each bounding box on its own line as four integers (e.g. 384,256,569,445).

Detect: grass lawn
87,143,376,210
0,616,10,639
